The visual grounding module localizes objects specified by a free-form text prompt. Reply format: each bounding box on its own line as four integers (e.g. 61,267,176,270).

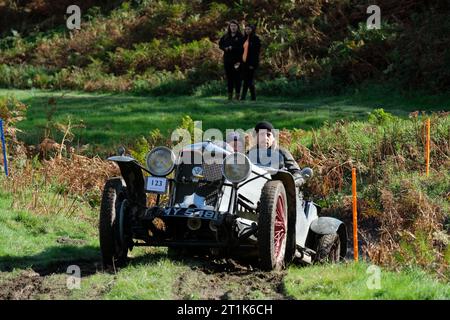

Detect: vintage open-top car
99,141,347,270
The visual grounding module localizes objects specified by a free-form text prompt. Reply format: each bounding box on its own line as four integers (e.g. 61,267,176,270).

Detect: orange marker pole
352,168,358,261
425,118,430,177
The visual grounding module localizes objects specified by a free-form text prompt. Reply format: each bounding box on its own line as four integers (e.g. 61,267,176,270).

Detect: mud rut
0,260,102,300
173,257,290,300
0,256,291,300
0,270,48,300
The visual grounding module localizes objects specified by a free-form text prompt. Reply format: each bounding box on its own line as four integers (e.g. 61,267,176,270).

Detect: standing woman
240,24,261,101
219,21,244,101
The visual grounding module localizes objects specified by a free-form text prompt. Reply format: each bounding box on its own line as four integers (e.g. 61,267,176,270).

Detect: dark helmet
255,121,274,132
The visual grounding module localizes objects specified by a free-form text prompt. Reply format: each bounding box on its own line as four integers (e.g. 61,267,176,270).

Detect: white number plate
145,176,168,194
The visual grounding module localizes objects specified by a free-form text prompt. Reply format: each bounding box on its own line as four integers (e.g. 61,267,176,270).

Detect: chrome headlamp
145,146,176,176
222,152,251,184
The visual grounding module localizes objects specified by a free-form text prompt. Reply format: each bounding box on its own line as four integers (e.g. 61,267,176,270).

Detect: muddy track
0,270,47,300
0,256,292,300
174,257,292,300
0,259,101,300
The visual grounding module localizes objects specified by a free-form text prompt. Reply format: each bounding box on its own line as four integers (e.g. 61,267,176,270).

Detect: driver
247,121,304,186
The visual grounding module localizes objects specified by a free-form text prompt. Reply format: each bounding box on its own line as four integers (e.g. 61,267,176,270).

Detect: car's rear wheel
314,233,341,263
99,177,129,269
258,181,288,271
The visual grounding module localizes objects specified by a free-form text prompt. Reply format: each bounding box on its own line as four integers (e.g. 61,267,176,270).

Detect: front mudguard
108,156,146,207
309,217,347,259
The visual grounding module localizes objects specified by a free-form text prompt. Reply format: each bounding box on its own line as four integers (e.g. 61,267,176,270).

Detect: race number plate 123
145,176,168,194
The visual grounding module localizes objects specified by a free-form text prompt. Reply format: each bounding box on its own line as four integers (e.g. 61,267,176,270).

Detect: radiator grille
173,151,224,207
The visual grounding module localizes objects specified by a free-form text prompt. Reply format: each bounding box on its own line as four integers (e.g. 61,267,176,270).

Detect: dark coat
219,33,244,67
242,34,261,68
247,146,301,177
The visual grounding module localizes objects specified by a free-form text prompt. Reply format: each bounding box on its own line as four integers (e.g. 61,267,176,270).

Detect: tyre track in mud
0,270,48,300
174,258,292,300
0,256,292,300
0,260,102,300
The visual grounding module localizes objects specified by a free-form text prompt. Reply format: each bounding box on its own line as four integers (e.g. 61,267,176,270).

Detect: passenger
226,131,244,153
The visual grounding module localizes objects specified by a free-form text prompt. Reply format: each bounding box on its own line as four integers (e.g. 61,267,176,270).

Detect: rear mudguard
309,217,347,258
108,156,146,206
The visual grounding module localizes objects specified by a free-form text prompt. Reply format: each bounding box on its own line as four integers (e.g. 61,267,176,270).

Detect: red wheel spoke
274,194,287,259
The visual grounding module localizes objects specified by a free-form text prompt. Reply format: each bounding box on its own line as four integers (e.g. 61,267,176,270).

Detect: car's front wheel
99,177,129,269
258,180,288,271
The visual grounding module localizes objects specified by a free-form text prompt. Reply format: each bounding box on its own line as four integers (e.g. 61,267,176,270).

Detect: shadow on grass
0,245,177,278
0,241,228,274
127,250,173,266
0,245,101,276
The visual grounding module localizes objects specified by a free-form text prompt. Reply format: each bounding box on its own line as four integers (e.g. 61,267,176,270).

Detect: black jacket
219,33,244,66
247,146,301,177
242,34,261,68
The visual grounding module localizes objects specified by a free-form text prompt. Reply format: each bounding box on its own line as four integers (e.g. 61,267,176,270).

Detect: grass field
0,189,183,299
1,87,449,299
285,263,450,300
2,87,449,155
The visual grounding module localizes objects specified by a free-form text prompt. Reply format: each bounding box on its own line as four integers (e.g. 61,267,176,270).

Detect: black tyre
314,233,341,263
99,177,128,268
258,181,288,271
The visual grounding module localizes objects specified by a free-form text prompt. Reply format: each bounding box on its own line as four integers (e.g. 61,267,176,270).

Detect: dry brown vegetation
278,111,450,278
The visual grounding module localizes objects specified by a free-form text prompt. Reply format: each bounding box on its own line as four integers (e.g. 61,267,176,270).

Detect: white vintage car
99,141,347,271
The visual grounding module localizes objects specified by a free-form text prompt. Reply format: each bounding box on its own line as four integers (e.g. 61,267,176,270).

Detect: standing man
219,20,244,101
